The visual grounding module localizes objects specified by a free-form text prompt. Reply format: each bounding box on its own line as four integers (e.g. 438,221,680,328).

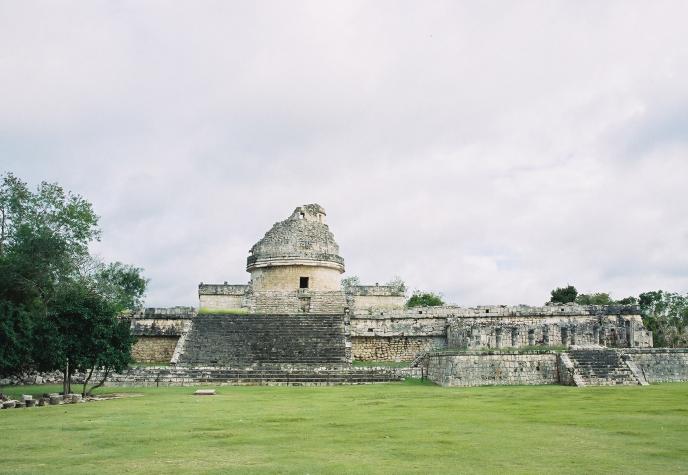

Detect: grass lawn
1,381,687,474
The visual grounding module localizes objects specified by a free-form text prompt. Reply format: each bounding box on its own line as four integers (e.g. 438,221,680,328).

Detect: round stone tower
246,204,345,292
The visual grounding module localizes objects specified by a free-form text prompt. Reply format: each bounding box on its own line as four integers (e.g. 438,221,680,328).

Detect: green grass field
2,381,687,474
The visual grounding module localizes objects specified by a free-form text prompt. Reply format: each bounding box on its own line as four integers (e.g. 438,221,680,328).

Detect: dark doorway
299,277,309,289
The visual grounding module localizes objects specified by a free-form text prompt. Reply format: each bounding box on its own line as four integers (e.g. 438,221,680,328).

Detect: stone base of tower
245,290,348,314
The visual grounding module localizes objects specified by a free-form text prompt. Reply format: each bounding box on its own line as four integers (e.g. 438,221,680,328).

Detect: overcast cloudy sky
2,1,687,307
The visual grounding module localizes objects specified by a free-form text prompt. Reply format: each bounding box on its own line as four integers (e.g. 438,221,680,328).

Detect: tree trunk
85,367,110,396
66,365,72,394
81,367,94,398
62,361,69,395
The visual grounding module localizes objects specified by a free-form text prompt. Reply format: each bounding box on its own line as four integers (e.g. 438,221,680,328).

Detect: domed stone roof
246,204,345,272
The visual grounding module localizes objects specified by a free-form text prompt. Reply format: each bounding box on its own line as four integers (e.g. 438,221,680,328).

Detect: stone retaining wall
132,336,180,363
352,336,446,361
624,348,688,383
426,351,560,387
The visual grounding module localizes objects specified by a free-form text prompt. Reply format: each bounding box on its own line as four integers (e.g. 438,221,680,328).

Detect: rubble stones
0,370,86,386
194,389,216,395
49,395,63,405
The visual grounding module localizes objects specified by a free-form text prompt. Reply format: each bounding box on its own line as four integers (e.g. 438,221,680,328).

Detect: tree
575,293,613,305
0,173,146,390
639,291,688,347
92,261,148,313
0,302,35,375
46,280,136,396
549,285,578,304
385,276,407,296
341,276,360,293
0,173,99,306
575,293,638,305
407,291,444,308
615,296,638,305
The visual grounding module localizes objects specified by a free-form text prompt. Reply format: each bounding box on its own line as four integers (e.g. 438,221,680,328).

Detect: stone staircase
567,349,642,386
105,366,402,386
177,313,348,366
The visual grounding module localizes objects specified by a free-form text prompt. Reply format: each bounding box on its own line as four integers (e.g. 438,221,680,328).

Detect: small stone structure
130,307,194,363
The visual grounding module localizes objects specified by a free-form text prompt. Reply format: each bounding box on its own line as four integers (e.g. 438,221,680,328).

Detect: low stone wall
426,351,560,387
624,348,688,383
352,336,446,361
130,318,189,336
132,336,180,363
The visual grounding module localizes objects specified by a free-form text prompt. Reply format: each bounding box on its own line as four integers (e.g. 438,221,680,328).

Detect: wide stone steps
178,314,348,366
568,349,639,386
105,367,402,386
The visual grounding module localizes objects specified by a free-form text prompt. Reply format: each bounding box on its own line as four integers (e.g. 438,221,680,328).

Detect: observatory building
198,204,403,314
123,203,665,388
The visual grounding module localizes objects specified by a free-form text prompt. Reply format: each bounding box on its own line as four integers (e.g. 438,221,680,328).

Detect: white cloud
1,1,687,306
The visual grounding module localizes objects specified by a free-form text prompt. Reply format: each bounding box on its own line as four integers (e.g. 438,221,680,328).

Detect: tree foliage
639,290,688,348
549,285,578,304
0,173,146,392
575,292,613,305
341,276,360,293
407,291,444,308
385,276,407,296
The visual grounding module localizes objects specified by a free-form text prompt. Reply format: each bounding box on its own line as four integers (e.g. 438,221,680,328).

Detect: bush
407,291,444,308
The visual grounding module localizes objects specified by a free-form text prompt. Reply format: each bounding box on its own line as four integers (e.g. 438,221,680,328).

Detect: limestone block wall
132,336,179,363
624,348,688,382
130,318,189,336
250,265,342,291
129,308,195,364
349,313,447,361
247,290,347,314
347,285,406,311
199,294,244,310
352,336,446,361
198,284,248,310
427,351,560,387
447,315,647,349
350,315,447,337
444,304,651,350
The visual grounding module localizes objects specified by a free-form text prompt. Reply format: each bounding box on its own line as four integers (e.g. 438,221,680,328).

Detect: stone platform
176,313,349,366
425,348,688,387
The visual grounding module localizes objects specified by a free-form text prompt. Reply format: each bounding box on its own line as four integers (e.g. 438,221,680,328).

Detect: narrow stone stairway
567,349,640,386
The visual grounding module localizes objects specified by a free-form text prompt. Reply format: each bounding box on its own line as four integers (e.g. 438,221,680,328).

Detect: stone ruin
4,203,685,390
112,204,688,387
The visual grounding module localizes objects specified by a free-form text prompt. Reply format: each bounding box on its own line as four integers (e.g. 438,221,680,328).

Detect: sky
1,1,687,307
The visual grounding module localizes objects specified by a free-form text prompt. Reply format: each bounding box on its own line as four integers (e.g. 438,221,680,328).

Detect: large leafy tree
0,173,146,390
0,173,99,306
